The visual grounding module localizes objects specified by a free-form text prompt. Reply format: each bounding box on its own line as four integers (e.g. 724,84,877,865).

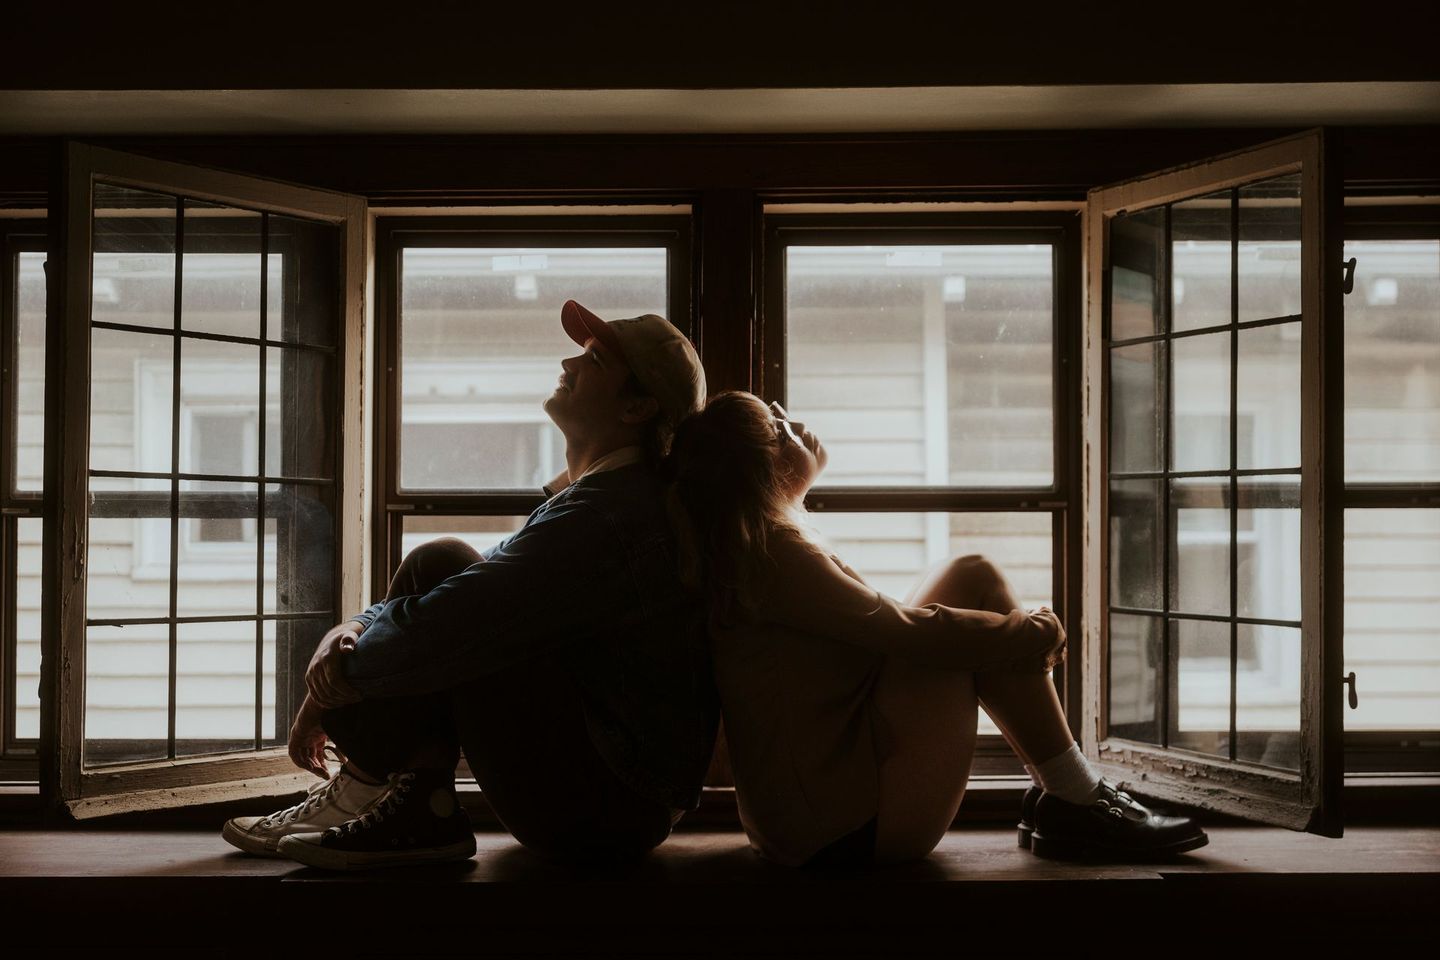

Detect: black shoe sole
1017,823,1034,850
1030,829,1209,862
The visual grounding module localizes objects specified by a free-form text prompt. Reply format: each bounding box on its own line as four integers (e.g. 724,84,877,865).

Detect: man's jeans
322,538,675,864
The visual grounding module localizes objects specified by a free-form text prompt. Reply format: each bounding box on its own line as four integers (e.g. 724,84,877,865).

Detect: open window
45,145,366,816
1082,130,1346,834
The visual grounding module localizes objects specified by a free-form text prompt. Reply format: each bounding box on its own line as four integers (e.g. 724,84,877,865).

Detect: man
222,300,718,869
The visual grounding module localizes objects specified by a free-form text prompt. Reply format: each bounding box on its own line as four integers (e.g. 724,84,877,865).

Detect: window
762,210,1080,771
48,145,366,815
372,213,692,590
1,223,45,774
1342,206,1440,772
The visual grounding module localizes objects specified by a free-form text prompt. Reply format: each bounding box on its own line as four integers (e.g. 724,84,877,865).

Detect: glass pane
1109,341,1164,473
267,617,330,743
177,481,259,617
1172,190,1232,333
1343,239,1440,483
176,619,256,756
15,252,46,492
1109,479,1163,610
14,517,43,740
265,484,334,615
1108,612,1162,744
1237,322,1302,470
400,514,529,562
400,246,667,490
261,619,281,747
1171,478,1230,616
180,202,263,339
1172,331,1231,472
1237,174,1302,324
1235,623,1301,769
92,183,176,332
90,327,173,475
180,338,260,475
1169,618,1230,759
85,513,171,621
786,244,1054,487
1237,477,1301,622
84,623,168,765
1109,207,1164,341
266,347,335,480
268,215,340,347
1343,509,1440,731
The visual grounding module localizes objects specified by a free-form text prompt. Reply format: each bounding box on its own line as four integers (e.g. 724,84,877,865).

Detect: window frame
370,213,694,600
759,210,1084,775
1340,202,1440,774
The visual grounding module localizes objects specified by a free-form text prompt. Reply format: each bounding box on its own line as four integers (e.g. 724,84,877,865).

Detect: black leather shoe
1017,785,1042,849
1030,780,1208,861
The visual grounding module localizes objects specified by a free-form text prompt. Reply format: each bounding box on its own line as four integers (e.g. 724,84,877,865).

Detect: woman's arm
758,528,1063,672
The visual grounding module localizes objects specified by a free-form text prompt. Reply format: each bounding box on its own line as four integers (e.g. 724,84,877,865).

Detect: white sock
1033,742,1103,805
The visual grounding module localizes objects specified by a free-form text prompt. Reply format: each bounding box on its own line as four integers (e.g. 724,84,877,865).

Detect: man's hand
288,695,335,779
305,620,365,710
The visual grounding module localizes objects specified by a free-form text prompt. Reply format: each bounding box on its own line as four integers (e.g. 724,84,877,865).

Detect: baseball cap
560,300,706,430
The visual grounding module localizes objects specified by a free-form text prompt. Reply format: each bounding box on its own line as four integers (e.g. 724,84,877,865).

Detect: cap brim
560,300,626,363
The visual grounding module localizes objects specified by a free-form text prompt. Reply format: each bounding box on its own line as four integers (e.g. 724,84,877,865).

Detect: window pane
180,203,263,339
85,513,171,621
265,483,335,615
1170,478,1230,617
1109,341,1164,474
400,514,528,561
92,183,176,332
400,247,667,491
1109,479,1163,610
14,517,42,740
176,620,256,756
1169,617,1230,759
268,215,340,347
1237,478,1301,622
1343,239,1440,483
787,244,1054,487
1235,623,1301,769
1109,207,1164,341
1171,331,1231,473
84,623,168,765
181,338,259,475
1344,509,1440,731
15,252,45,492
1172,190,1232,333
266,347,334,480
176,481,259,617
1237,322,1302,470
91,327,173,475
1237,174,1301,323
1108,612,1162,745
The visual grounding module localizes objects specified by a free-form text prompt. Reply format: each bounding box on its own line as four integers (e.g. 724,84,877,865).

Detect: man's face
543,337,637,437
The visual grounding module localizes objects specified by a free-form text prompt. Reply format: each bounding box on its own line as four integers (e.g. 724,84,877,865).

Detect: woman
665,391,1208,867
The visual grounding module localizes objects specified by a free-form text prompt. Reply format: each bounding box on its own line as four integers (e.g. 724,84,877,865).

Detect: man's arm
340,498,629,699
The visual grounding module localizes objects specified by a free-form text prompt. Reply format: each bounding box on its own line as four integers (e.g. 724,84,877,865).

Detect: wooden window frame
759,210,1085,777
1340,202,1440,775
369,213,694,602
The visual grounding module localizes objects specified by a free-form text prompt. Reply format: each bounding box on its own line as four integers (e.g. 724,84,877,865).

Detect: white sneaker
222,769,390,857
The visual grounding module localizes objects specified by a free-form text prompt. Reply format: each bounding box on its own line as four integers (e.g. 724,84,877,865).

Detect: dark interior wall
2,127,1439,205
8,2,1438,90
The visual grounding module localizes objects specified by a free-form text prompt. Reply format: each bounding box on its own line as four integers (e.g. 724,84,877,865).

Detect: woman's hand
287,695,335,779
1001,607,1067,674
305,620,365,710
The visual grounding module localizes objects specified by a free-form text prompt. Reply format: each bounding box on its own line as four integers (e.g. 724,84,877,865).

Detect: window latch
1341,257,1357,295
1342,671,1359,710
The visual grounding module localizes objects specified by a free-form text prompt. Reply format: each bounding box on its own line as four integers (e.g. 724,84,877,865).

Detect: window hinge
1343,671,1359,709
1341,257,1357,295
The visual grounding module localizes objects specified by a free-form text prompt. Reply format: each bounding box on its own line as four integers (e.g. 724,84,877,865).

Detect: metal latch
1343,671,1359,709
1341,257,1357,295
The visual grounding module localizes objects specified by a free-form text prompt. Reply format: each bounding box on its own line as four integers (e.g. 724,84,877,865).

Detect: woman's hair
663,391,806,621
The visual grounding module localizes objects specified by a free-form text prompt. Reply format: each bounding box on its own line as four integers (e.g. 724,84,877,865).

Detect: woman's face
768,401,827,503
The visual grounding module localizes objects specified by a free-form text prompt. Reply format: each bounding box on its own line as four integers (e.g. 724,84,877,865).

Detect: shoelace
330,772,415,837
259,774,341,828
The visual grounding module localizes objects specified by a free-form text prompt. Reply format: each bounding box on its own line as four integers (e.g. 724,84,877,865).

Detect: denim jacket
341,461,719,811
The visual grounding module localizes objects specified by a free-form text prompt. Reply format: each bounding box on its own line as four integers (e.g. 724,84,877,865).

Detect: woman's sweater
710,525,1060,866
